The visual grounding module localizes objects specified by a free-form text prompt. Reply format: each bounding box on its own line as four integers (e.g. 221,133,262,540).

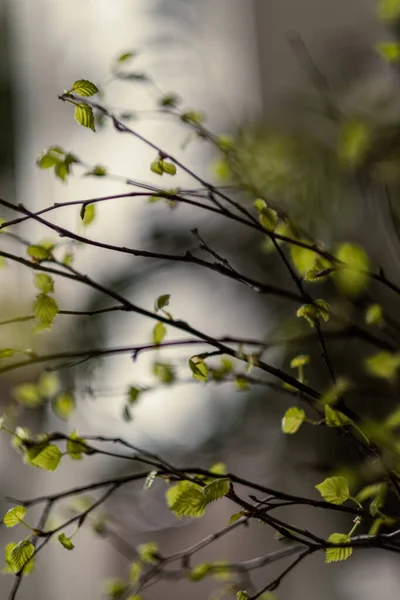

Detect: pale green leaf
9,540,35,573
33,294,58,325
282,407,306,434
153,321,166,345
71,79,99,97
58,533,75,550
366,304,384,326
74,103,96,131
325,533,353,563
189,356,208,382
316,476,350,505
365,351,400,380
154,294,170,311
28,245,51,262
290,354,310,368
25,443,62,471
3,506,26,528
13,384,42,408
203,478,230,503
324,404,353,428
334,243,369,297
53,393,75,420
137,542,158,563
34,274,54,294
80,203,96,225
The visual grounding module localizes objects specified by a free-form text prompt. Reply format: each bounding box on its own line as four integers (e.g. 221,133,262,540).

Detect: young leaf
160,93,180,108
338,119,370,167
378,0,400,22
25,444,62,471
315,476,350,505
203,478,230,503
153,361,175,384
229,511,247,524
290,244,318,276
296,304,317,327
33,294,58,326
166,481,202,508
137,542,159,563
28,245,51,262
129,561,142,583
38,372,60,397
128,386,141,404
3,506,26,528
237,592,250,600
189,563,211,581
154,294,170,311
365,351,400,380
376,42,400,63
169,488,207,518
71,79,99,97
34,274,54,294
53,393,75,420
325,533,353,563
117,51,137,63
84,165,107,177
189,356,208,382
67,430,90,460
151,160,164,175
74,103,96,131
161,160,176,175
13,384,42,408
9,540,35,573
365,303,384,326
290,355,310,368
324,405,353,428
80,203,96,225
58,533,75,550
153,322,166,345
282,407,306,434
320,377,352,406
0,348,16,359
334,243,369,297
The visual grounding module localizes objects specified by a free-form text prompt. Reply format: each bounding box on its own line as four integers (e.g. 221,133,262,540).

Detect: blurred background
1,0,400,598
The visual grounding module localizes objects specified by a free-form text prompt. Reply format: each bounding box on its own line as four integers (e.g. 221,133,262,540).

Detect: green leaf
365,351,400,380
315,299,330,322
160,93,180,108
370,484,387,516
320,377,352,406
237,592,250,600
296,304,317,327
203,478,231,503
189,356,208,382
376,42,400,63
189,563,211,581
338,119,371,167
75,103,96,131
34,273,54,294
80,203,96,225
104,578,128,599
128,386,141,404
137,542,158,563
37,152,62,169
53,393,75,420
377,0,400,22
366,303,384,326
28,245,51,262
290,244,318,276
117,51,137,63
0,348,16,359
228,511,246,524
166,480,202,508
209,462,227,475
3,506,26,528
33,294,58,326
290,354,310,368
25,443,62,471
154,294,170,312
356,483,385,504
324,405,353,428
71,79,99,97
334,243,369,297
325,533,353,563
67,430,90,460
151,160,164,175
84,165,107,177
161,160,176,176
38,372,60,397
8,540,35,574
153,361,175,384
129,561,142,583
254,199,277,230
153,322,166,345
180,111,204,125
315,476,350,505
386,406,400,428
281,407,306,434
13,383,42,408
235,376,249,391
58,533,75,550
170,488,207,518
